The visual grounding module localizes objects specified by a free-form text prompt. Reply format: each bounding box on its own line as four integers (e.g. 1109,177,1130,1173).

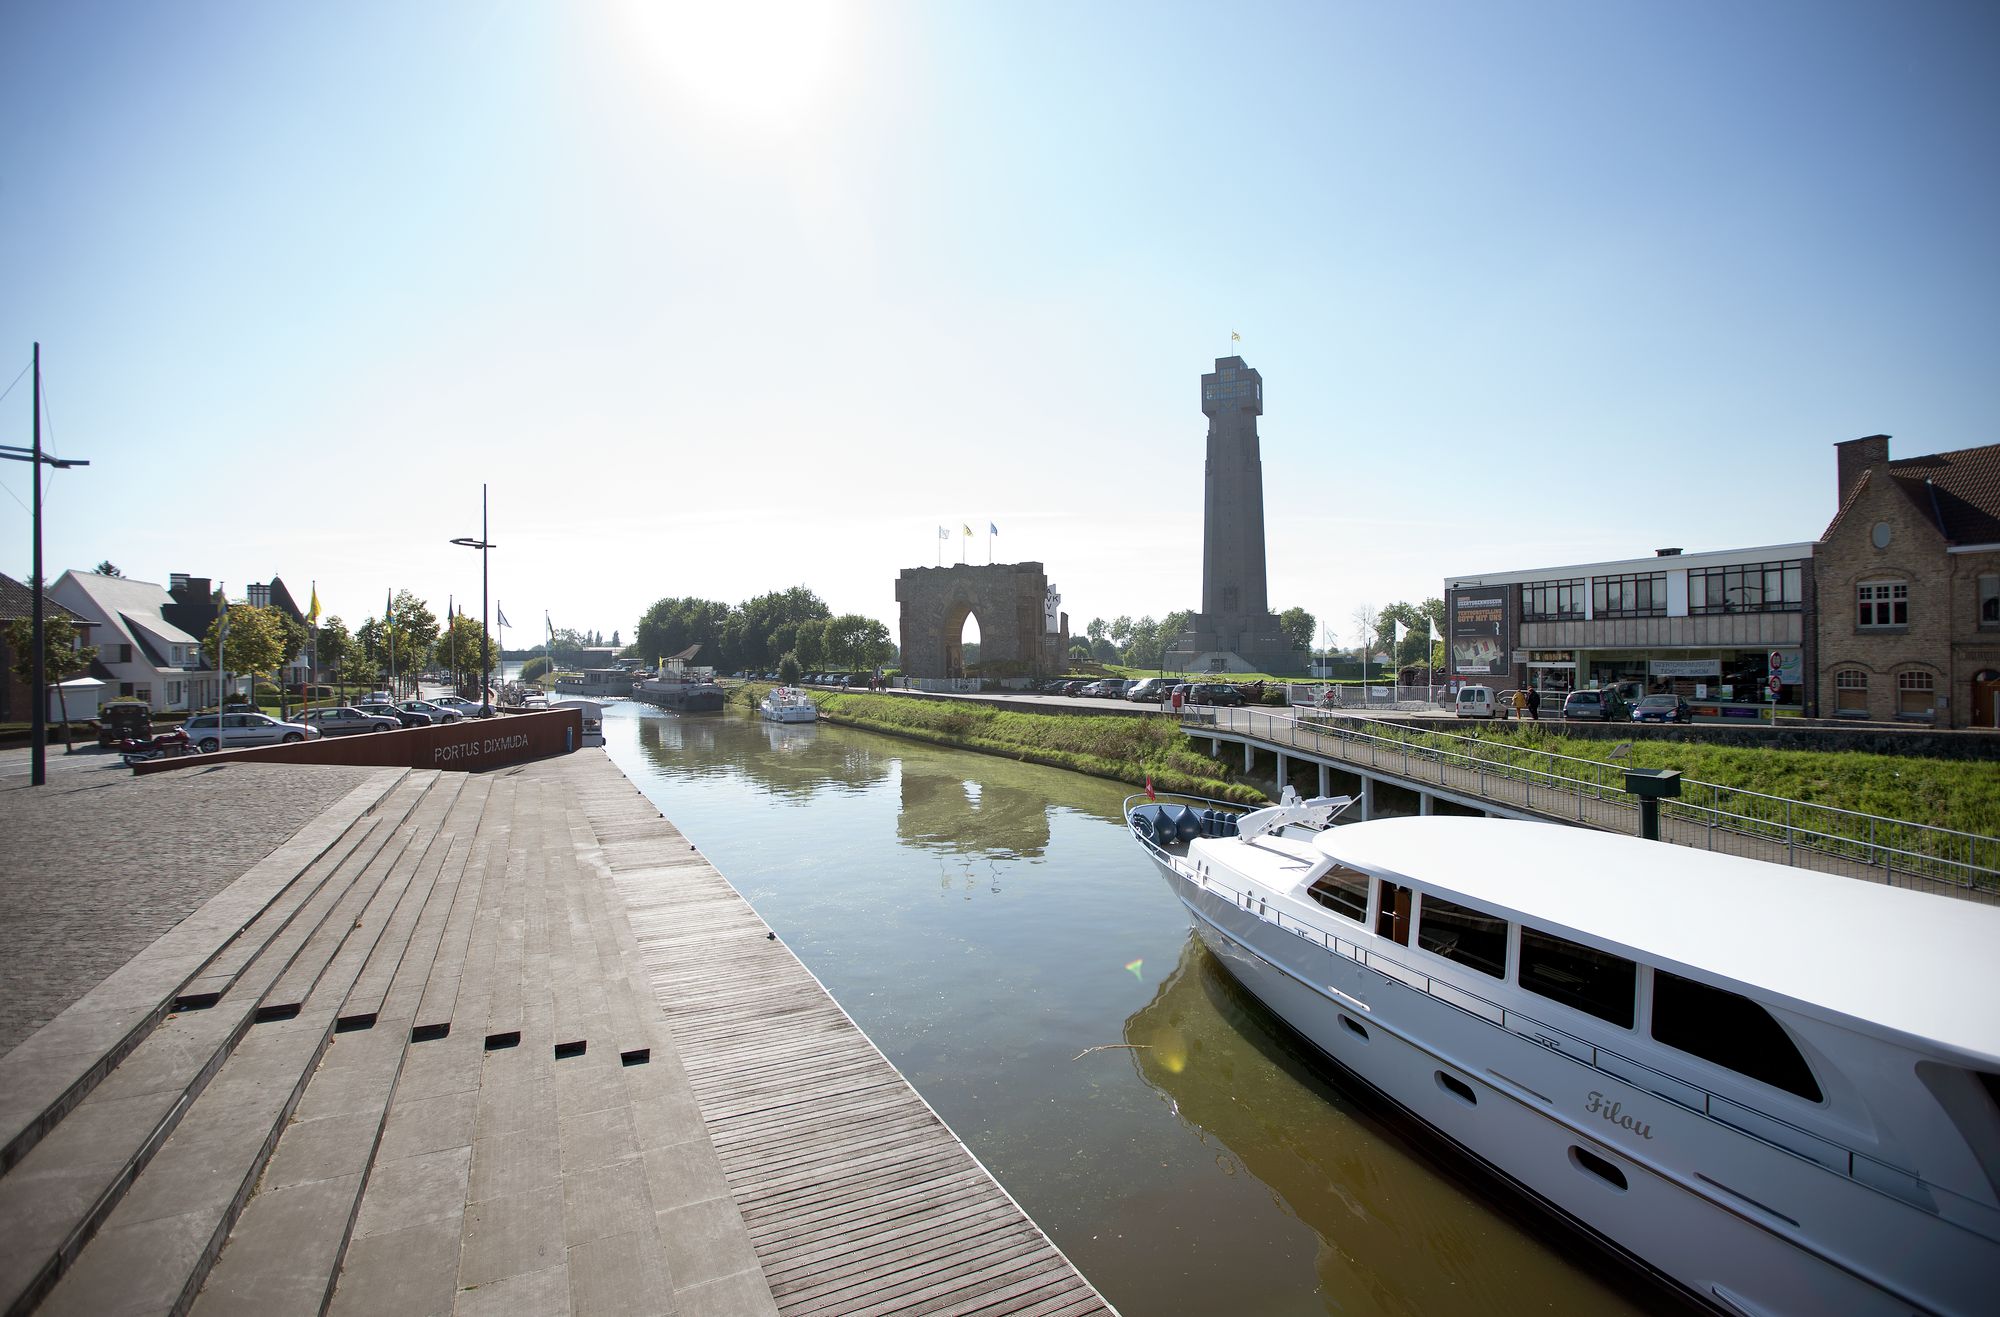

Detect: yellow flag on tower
307,583,320,625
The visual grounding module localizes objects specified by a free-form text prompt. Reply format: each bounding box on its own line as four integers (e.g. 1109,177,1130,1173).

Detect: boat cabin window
1519,927,1635,1028
1306,866,1369,923
1651,970,1822,1102
1416,897,1507,979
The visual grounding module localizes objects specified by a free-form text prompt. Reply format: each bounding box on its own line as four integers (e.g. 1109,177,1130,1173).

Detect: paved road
0,752,385,1057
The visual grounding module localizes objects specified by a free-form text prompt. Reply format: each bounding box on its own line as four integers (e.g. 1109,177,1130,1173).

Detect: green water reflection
609,703,1681,1317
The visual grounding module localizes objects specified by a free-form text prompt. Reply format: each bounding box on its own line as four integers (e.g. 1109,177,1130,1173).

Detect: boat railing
1133,823,1985,1227
1179,706,2000,897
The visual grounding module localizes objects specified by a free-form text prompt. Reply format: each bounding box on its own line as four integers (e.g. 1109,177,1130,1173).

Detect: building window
167,681,183,704
114,643,133,663
1980,575,1999,629
1834,669,1868,714
1857,581,1908,628
1590,572,1667,619
1688,560,1804,614
133,685,151,704
1896,670,1935,717
1521,579,1585,621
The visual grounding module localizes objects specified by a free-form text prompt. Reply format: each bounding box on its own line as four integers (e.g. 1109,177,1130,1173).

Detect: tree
821,615,893,670
1091,636,1120,663
778,651,802,684
1277,607,1315,653
203,605,287,705
794,624,824,668
357,591,440,694
520,656,553,684
1085,617,1108,643
610,629,621,647
1351,604,1380,674
439,611,492,692
93,561,121,578
1068,639,1091,661
5,613,96,743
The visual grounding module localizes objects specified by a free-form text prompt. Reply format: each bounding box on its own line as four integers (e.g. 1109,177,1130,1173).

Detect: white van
1454,685,1509,719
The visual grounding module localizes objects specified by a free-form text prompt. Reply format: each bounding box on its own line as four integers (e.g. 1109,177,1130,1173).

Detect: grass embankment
1416,724,2000,835
735,685,1263,803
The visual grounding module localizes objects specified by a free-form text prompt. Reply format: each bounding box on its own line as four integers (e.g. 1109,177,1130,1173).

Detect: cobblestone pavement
0,757,385,1057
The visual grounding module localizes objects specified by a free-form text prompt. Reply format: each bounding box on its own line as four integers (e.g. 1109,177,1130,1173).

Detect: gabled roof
0,573,84,625
1823,442,2000,546
54,572,203,651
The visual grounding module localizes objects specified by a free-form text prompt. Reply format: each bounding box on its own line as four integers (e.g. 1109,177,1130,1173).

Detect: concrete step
0,773,444,1317
0,771,406,1180
31,772,471,1317
195,771,509,1316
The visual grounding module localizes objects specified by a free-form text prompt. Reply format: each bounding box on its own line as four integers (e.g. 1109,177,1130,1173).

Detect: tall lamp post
450,483,496,718
2,343,91,786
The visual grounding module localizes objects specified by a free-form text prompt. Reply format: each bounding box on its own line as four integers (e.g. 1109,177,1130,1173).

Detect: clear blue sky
4,1,1995,653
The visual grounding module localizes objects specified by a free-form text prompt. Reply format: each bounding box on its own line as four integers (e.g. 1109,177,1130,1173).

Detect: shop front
1569,649,1803,718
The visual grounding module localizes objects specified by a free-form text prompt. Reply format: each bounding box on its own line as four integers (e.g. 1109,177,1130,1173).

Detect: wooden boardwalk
549,754,1115,1317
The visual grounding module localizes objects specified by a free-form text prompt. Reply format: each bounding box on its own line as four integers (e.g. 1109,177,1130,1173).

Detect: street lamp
2,343,90,786
450,483,496,718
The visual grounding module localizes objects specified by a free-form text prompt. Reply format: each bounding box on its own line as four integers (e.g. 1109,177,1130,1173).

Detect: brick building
1813,435,2000,727
0,573,92,722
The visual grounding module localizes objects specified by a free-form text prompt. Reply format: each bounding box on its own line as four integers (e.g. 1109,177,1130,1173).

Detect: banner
1448,589,1508,675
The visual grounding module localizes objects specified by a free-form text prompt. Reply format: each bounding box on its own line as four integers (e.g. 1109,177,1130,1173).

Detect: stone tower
1166,356,1305,675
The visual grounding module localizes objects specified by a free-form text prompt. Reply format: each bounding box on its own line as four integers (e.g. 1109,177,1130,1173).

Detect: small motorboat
759,686,818,724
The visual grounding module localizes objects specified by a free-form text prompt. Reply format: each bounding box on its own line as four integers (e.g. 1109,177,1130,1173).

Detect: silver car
182,712,321,753
301,706,400,737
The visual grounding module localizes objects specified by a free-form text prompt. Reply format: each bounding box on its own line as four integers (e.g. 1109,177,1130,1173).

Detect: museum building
1443,541,1815,718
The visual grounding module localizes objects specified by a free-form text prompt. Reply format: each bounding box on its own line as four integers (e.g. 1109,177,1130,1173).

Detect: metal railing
1177,706,2000,897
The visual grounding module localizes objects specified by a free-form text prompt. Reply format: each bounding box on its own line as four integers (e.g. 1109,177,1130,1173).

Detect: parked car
182,712,321,753
1078,679,1117,699
431,695,486,715
301,706,400,736
356,700,433,728
1629,693,1693,724
1185,682,1246,707
396,699,461,724
1126,677,1175,702
1454,685,1509,719
1561,689,1624,721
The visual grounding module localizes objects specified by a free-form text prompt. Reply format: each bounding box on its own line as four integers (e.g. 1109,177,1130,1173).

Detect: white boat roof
1311,817,2000,1066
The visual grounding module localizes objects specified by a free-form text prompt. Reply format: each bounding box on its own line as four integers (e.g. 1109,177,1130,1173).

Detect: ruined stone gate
896,562,1071,679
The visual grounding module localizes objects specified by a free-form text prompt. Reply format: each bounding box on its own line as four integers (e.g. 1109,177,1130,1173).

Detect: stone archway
941,601,983,678
896,562,1070,680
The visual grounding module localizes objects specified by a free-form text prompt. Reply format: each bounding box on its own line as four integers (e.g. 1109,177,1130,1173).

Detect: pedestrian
1514,687,1528,720
1527,686,1541,721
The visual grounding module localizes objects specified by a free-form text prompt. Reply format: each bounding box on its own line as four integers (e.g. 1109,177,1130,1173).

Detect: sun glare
624,1,848,131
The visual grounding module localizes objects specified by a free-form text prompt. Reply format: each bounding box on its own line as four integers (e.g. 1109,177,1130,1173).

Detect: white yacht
1126,792,2000,1316
759,686,818,724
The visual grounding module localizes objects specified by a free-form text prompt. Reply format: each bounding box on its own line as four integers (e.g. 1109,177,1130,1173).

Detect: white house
49,571,218,713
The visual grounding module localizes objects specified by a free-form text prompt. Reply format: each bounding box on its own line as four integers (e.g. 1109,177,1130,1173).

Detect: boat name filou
1584,1091,1655,1140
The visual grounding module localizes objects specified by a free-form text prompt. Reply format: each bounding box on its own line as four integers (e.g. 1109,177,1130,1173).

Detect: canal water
603,700,1682,1317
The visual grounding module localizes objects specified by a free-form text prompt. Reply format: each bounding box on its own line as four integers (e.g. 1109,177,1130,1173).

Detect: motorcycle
120,727,202,767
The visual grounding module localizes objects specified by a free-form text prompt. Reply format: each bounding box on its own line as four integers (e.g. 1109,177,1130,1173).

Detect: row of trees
631,587,894,675
1074,607,1317,670
193,588,495,697
1346,598,1448,671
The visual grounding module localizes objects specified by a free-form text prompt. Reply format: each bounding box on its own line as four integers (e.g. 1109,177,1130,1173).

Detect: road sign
1768,650,1783,673
1768,674,1783,694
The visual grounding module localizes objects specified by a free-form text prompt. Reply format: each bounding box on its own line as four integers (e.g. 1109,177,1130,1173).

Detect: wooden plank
550,753,1114,1316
